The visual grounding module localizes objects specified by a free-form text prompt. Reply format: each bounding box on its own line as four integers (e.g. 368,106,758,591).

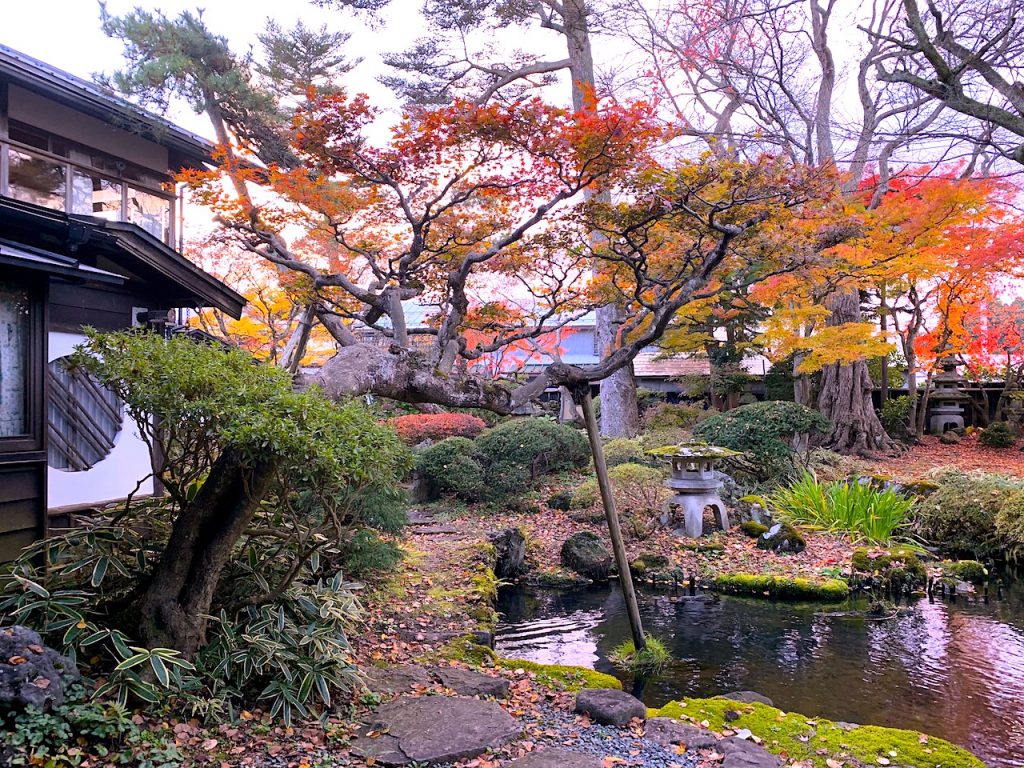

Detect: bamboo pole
575,384,647,651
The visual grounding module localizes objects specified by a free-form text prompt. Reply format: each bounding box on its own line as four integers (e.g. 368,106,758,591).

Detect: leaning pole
574,384,647,651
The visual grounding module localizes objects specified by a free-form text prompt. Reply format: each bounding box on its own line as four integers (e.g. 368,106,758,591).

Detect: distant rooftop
0,43,213,167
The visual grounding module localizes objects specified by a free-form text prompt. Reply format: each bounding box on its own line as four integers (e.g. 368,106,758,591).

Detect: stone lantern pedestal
928,357,968,434
651,443,740,538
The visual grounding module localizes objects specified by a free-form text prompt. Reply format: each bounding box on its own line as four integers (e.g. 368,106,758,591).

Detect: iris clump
609,636,671,675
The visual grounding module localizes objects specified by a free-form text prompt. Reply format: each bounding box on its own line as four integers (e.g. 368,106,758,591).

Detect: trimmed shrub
569,479,600,510
692,401,831,480
603,437,653,467
879,396,912,442
980,421,1017,448
607,462,667,513
642,402,708,431
996,489,1024,563
914,470,1024,560
414,437,486,500
390,412,487,444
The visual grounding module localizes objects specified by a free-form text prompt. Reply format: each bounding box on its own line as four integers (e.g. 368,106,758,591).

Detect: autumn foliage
388,413,488,444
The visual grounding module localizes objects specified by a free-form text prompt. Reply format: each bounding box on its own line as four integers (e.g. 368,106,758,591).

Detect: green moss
531,569,589,588
495,658,622,692
649,698,983,768
940,560,989,584
851,548,927,588
678,540,726,552
740,521,770,538
714,573,849,601
430,636,497,666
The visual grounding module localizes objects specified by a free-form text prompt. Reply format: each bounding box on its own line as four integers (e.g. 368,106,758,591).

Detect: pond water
495,582,1024,768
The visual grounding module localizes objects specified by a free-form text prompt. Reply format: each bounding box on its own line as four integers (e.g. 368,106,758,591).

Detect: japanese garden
2,2,1024,767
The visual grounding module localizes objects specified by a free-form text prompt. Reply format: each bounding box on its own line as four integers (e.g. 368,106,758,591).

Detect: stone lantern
649,442,740,538
928,356,968,434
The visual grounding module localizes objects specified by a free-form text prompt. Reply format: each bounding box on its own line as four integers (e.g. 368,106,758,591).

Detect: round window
46,356,123,472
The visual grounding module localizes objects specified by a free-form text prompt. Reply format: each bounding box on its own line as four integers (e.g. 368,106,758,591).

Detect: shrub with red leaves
389,413,487,444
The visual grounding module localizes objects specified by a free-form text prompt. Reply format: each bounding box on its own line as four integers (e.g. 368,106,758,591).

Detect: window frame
0,130,176,245
0,270,46,456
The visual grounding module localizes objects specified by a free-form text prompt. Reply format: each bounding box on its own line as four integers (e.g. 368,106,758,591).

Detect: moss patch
649,698,983,768
940,560,989,585
740,520,770,538
427,636,497,666
714,573,850,601
495,658,622,692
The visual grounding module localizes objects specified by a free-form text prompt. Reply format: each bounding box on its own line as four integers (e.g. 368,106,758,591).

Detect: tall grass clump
769,472,914,546
609,636,671,675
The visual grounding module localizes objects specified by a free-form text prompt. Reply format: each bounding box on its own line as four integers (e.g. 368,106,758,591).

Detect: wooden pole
576,384,647,651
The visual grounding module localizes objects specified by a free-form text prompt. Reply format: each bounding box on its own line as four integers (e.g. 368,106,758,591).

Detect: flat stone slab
575,688,646,726
432,666,510,698
720,737,783,768
645,717,719,750
505,748,604,768
363,665,434,695
352,695,520,765
717,691,775,707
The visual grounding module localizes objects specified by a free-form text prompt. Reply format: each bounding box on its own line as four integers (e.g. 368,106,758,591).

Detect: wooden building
0,44,244,562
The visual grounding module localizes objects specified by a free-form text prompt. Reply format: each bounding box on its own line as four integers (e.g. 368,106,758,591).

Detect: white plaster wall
46,332,155,509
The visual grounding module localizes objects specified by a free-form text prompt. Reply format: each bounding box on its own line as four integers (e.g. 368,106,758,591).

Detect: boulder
574,688,646,726
352,695,519,765
939,431,961,445
719,736,783,768
432,666,510,698
0,626,80,711
756,523,806,554
560,532,613,581
645,718,719,750
488,528,527,580
505,749,603,768
716,691,775,707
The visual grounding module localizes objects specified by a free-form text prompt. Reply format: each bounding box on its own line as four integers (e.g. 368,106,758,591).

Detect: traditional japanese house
0,44,244,562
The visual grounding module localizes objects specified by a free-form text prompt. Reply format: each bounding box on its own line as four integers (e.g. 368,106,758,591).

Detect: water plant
609,636,671,675
769,472,914,546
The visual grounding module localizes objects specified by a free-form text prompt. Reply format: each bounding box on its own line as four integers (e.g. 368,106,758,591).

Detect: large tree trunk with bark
817,291,898,455
137,449,276,657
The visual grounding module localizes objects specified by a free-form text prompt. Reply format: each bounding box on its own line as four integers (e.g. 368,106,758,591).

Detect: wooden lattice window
47,357,123,472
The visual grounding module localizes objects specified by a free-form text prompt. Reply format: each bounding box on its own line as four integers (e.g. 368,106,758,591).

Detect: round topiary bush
602,437,654,467
691,401,831,480
476,418,590,490
914,470,1024,560
390,412,488,444
980,421,1017,448
414,437,486,500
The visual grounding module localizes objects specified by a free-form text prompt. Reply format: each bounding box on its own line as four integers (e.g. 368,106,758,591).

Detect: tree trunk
563,0,639,437
817,290,897,455
137,449,276,657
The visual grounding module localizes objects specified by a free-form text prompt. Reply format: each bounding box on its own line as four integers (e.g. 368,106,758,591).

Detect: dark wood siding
48,281,140,332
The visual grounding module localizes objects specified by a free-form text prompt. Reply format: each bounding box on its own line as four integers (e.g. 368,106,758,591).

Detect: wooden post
576,384,647,651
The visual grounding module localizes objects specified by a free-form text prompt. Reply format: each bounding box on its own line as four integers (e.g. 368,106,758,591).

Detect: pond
495,581,1024,768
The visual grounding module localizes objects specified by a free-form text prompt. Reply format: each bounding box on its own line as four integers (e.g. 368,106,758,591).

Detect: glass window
127,186,171,241
8,149,66,210
0,281,30,438
71,171,122,220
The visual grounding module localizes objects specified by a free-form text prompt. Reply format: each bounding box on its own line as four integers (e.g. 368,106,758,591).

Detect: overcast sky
0,0,437,138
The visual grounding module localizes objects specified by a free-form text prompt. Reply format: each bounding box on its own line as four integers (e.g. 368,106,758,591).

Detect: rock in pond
351,695,519,765
0,625,80,711
645,718,719,750
574,688,646,726
561,531,612,581
756,523,806,554
505,749,603,768
489,528,527,580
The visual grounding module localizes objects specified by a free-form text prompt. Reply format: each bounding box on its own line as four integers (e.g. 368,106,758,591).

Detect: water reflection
495,582,1024,768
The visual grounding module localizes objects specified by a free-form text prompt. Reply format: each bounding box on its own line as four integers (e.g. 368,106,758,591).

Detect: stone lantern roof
647,441,742,459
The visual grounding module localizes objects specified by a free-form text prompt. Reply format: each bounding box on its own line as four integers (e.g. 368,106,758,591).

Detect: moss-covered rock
714,573,849,601
495,658,622,692
560,531,612,581
740,520,770,538
648,698,983,768
940,560,989,584
755,522,806,554
851,548,927,589
630,552,671,576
